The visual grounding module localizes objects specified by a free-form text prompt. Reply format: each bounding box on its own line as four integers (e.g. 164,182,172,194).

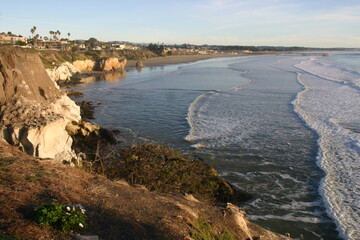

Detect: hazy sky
1,0,359,47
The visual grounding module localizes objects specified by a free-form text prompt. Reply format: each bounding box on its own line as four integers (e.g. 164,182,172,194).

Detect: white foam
253,171,303,184
185,91,216,142
248,213,332,224
295,56,360,88
267,200,323,211
293,55,360,240
185,88,265,150
191,143,206,149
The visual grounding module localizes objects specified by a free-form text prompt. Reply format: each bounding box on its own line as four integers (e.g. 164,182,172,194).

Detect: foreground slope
0,143,290,240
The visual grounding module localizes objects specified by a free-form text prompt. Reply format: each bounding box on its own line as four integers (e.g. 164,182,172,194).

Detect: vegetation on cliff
86,143,251,204
65,117,250,204
38,49,158,69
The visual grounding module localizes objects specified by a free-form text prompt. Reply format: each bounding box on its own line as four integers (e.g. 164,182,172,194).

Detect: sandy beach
126,53,244,68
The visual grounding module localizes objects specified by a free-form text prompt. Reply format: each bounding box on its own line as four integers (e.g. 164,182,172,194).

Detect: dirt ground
0,142,290,240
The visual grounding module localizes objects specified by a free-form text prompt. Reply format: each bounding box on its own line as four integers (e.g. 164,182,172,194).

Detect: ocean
71,52,360,240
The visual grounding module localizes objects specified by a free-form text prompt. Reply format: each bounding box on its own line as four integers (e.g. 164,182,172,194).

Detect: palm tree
30,26,37,39
56,30,61,40
49,31,54,40
32,34,39,46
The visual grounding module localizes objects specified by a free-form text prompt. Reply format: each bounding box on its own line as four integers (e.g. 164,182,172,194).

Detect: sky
1,0,359,48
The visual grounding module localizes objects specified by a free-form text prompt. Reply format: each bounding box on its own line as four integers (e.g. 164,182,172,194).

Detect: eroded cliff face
97,57,127,71
46,62,80,82
0,46,81,161
73,59,95,71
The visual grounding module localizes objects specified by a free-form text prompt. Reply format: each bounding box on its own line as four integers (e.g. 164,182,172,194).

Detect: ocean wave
248,213,333,224
295,56,360,89
293,56,360,240
184,86,253,147
185,91,217,142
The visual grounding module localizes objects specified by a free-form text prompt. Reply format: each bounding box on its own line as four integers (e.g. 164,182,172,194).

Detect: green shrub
32,203,87,232
190,218,235,240
190,218,214,240
99,143,250,204
216,227,236,240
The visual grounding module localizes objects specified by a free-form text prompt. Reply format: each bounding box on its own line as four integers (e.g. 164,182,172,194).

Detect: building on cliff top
0,33,27,44
36,39,71,51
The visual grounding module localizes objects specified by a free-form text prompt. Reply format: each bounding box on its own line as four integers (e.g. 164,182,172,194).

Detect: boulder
97,57,127,71
65,122,81,136
46,62,80,82
136,60,144,68
73,60,95,71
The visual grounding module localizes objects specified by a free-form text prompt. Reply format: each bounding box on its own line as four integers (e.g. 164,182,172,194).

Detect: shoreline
74,51,317,79
70,53,248,83
125,53,247,68
124,50,319,69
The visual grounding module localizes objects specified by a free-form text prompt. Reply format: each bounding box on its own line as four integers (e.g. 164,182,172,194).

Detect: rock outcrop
46,61,80,82
73,59,95,71
136,60,144,68
0,46,81,161
97,57,127,71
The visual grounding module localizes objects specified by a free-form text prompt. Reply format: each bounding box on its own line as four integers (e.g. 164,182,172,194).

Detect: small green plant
25,173,43,182
0,235,24,240
190,218,235,240
216,227,236,240
0,158,14,168
191,218,214,240
32,203,87,232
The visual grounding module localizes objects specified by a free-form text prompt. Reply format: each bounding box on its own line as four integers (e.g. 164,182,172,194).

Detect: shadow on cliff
84,205,180,240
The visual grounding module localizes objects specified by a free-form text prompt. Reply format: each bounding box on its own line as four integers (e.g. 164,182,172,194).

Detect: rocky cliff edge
0,46,81,161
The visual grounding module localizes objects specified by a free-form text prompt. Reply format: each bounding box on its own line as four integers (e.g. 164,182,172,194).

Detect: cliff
0,46,81,161
45,58,127,83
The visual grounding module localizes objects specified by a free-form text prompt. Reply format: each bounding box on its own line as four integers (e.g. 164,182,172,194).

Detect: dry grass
0,143,289,240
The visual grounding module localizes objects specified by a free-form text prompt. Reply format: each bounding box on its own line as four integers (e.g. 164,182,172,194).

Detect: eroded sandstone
0,46,81,161
73,59,95,71
46,61,80,82
97,57,127,71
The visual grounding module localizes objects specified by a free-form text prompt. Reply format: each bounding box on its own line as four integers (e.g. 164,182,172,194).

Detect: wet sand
126,53,244,68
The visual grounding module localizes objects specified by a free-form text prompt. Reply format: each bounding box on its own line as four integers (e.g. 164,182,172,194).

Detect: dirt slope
0,143,290,240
